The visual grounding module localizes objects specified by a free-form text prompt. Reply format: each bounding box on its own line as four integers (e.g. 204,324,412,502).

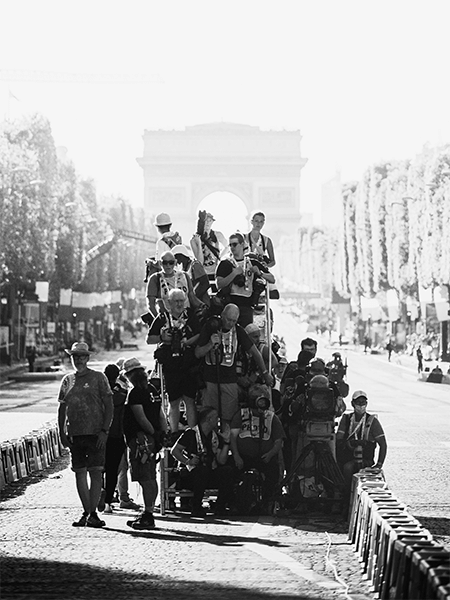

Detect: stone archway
137,122,308,245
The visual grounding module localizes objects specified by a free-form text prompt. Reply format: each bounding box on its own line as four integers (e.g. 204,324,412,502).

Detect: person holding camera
122,357,167,530
190,211,227,291
146,250,197,321
216,232,275,328
147,288,201,434
230,384,285,510
170,406,235,517
195,304,274,433
336,390,387,509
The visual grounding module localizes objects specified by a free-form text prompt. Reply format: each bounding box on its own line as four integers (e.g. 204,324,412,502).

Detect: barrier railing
0,421,63,491
348,468,450,599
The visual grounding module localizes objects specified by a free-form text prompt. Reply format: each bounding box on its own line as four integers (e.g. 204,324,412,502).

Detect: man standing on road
336,390,387,509
57,342,113,528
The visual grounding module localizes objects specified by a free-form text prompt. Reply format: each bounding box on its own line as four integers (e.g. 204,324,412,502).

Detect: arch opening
197,192,249,239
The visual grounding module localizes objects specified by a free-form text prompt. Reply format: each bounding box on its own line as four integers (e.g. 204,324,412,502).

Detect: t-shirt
216,258,253,307
231,408,285,458
148,308,200,372
123,386,163,442
198,320,254,384
58,368,112,436
175,426,221,469
337,412,385,463
109,383,127,438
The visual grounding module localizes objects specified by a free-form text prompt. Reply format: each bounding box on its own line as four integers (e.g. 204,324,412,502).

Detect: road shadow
2,555,313,600
413,515,450,547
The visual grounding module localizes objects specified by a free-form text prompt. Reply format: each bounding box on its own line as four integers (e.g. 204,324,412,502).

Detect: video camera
302,385,337,441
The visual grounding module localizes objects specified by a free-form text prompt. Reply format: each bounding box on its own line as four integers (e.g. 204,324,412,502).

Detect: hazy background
2,0,449,227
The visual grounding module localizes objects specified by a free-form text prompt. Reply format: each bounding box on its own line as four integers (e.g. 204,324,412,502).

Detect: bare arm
248,344,274,387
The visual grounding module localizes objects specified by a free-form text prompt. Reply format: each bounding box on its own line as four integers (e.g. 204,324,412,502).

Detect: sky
1,0,450,229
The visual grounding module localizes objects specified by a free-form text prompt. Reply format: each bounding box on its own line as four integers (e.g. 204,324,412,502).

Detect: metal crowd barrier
348,468,450,599
0,421,63,491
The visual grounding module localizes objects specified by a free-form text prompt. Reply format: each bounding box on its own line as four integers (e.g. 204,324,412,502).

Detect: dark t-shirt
197,320,254,383
148,308,200,372
216,258,253,307
175,427,222,469
123,386,162,442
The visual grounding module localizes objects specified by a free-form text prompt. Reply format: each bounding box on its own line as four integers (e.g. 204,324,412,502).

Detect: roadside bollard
25,434,43,472
12,439,29,478
2,442,19,483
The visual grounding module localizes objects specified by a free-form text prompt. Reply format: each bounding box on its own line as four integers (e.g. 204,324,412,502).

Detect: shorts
128,437,156,482
202,381,239,421
70,435,105,472
163,368,197,402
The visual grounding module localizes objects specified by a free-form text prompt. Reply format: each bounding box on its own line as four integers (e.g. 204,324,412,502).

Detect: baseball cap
352,390,368,403
154,212,172,227
245,323,260,335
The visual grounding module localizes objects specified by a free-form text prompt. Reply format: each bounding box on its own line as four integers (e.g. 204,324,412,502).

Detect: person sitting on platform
426,364,444,383
230,384,285,511
336,390,387,509
170,406,235,517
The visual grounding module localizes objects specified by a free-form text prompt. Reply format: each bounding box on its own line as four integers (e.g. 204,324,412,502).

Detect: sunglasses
162,260,175,265
229,242,240,248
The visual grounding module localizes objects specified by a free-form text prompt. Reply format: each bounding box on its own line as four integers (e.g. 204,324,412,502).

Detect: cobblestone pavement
1,454,375,600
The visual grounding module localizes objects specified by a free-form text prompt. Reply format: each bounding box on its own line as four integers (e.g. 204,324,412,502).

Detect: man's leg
168,398,181,433
140,478,158,513
117,451,130,501
88,469,103,513
75,470,91,513
183,396,197,428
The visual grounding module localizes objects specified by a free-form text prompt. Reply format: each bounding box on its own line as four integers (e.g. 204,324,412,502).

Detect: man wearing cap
172,244,210,307
146,250,195,320
336,390,387,508
122,357,167,530
57,342,113,528
153,212,182,262
190,212,227,290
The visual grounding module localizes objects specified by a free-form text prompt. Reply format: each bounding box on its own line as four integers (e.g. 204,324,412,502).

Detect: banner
35,281,49,302
434,285,450,322
59,289,72,306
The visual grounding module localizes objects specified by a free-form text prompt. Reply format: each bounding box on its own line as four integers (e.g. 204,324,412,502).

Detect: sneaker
97,489,106,512
120,499,141,510
127,512,155,530
103,503,113,514
86,512,106,528
72,513,88,527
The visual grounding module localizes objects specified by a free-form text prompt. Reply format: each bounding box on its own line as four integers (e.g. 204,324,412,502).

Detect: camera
141,312,153,326
254,396,271,412
234,274,246,288
170,326,184,358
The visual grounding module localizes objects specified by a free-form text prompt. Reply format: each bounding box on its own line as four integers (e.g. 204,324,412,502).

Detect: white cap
154,213,172,227
172,244,191,258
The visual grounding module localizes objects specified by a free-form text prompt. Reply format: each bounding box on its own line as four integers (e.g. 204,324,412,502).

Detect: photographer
216,232,275,328
170,406,235,517
195,304,274,432
147,288,201,434
190,211,227,292
336,390,387,509
230,384,285,511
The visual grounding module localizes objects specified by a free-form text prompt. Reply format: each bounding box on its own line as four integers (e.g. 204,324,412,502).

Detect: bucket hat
172,244,191,258
122,357,146,375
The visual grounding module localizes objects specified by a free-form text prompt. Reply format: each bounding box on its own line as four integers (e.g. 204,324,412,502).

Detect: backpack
234,469,264,516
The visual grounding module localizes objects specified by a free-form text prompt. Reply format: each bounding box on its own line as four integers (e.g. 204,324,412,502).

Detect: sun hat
122,357,146,374
172,244,191,258
245,323,260,335
154,212,172,227
205,212,215,221
65,342,92,356
352,390,368,402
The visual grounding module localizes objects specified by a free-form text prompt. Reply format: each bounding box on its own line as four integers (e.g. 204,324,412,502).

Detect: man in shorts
57,342,113,528
195,303,273,432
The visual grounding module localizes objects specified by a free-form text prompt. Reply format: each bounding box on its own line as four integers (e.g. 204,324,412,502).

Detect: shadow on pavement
2,555,312,600
104,525,288,548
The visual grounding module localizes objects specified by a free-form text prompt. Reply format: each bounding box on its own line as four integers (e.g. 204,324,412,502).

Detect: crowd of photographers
60,210,386,529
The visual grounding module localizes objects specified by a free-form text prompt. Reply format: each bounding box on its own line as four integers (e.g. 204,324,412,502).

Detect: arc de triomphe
136,122,308,245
